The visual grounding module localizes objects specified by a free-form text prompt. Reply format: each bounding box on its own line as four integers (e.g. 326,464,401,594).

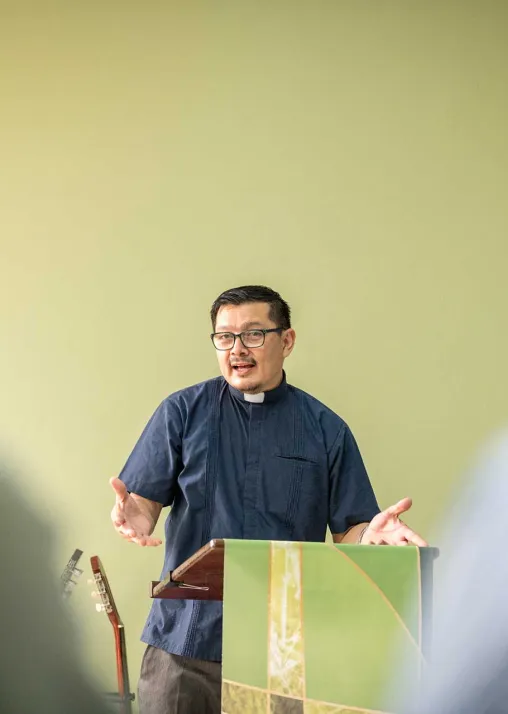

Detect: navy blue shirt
119,374,379,661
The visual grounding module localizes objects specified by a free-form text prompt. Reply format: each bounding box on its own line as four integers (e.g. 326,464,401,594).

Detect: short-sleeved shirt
119,374,379,661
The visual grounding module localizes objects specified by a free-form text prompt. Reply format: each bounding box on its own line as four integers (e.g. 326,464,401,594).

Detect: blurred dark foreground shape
0,460,111,714
389,429,508,714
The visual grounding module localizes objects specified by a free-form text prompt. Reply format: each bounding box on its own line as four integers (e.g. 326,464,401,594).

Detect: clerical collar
228,372,288,404
244,392,265,403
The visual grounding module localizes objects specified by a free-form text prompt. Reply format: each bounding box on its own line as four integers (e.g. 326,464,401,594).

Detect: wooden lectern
151,538,225,601
151,540,438,714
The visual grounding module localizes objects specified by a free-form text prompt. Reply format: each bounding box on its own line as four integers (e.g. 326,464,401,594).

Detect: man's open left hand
361,497,428,546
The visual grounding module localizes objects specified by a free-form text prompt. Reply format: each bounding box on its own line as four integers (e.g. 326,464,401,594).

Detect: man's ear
282,329,296,357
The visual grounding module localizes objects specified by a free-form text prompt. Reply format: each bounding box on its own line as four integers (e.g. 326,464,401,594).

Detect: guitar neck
114,625,132,714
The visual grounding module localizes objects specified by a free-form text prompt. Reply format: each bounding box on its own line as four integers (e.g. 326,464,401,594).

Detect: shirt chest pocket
259,452,325,532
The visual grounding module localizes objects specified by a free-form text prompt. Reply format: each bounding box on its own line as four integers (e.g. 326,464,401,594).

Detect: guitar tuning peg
96,603,107,613
87,578,95,586
90,591,99,599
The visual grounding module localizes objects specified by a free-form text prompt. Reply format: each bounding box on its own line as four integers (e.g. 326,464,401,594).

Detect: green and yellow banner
222,541,424,714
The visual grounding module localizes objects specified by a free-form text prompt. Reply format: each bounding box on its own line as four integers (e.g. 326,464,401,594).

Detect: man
111,285,427,714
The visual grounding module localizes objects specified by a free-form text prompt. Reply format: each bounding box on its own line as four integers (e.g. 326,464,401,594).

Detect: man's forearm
332,522,369,544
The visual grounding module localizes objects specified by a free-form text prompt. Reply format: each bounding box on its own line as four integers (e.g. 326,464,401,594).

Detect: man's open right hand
110,477,162,547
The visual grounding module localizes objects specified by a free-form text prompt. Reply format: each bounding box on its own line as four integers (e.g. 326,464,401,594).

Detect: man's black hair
210,285,291,330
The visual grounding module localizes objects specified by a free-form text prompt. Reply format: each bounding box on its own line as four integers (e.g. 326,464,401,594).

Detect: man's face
213,302,295,394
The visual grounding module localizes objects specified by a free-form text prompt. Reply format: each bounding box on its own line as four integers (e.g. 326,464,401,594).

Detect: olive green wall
1,0,507,703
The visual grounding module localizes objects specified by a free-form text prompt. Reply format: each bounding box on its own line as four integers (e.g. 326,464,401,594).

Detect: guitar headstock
90,555,123,630
60,548,84,599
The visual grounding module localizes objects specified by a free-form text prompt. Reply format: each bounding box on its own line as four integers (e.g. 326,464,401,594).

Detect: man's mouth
231,363,256,375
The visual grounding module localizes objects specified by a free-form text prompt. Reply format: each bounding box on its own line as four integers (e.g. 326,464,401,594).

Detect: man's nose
230,335,249,356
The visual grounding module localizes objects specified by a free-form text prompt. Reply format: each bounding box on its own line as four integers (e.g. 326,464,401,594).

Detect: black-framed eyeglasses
210,328,284,350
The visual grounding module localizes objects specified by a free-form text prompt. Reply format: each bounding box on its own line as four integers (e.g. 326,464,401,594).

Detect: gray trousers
138,645,221,714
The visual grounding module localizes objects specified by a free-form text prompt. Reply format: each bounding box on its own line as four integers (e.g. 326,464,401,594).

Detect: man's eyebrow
242,321,265,329
215,321,265,331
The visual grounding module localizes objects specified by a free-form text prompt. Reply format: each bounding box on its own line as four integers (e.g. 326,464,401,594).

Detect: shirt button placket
242,404,263,538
